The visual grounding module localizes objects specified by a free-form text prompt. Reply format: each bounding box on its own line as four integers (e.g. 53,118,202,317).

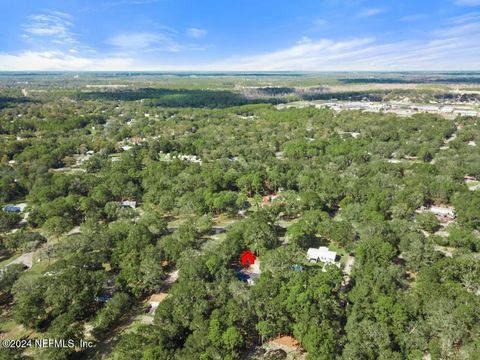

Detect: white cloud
186,27,207,39
455,0,480,6
107,32,165,49
105,0,161,6
192,15,480,71
23,12,76,45
305,18,330,33
3,11,480,71
357,8,384,18
315,19,329,26
399,14,425,22
447,12,480,24
298,36,313,44
201,38,377,71
106,30,208,52
0,51,135,71
106,31,188,52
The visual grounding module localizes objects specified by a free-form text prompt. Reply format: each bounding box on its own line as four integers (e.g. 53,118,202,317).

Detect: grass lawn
277,217,299,229
212,214,238,228
0,319,31,340
168,213,238,231
0,306,36,341
0,251,21,268
202,233,227,252
167,216,183,228
123,314,151,334
28,258,51,276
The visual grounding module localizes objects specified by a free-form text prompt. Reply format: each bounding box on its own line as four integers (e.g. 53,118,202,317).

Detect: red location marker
240,250,256,266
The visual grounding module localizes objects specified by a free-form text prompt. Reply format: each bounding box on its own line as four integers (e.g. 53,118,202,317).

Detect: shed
269,335,302,351
121,200,136,209
307,246,337,264
429,206,455,217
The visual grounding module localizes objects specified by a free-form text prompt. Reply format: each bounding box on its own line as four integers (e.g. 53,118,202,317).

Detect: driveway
8,252,33,269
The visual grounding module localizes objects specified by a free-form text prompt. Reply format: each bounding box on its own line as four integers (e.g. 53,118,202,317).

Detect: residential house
307,246,337,264
417,205,456,225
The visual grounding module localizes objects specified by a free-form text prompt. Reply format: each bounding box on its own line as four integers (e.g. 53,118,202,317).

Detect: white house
307,247,337,264
429,206,455,217
121,200,136,209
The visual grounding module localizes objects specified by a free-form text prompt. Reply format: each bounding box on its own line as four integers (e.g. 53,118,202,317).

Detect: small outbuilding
307,246,337,264
121,200,137,209
268,335,302,352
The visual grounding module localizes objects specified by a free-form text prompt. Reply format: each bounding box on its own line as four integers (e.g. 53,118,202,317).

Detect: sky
0,0,479,71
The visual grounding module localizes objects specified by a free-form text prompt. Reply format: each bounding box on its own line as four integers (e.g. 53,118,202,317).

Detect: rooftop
149,293,169,303
269,336,301,350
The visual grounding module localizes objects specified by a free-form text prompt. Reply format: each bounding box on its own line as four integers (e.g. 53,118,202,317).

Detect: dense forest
0,76,480,360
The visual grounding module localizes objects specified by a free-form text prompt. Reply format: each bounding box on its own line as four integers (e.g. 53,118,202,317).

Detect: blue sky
0,0,479,71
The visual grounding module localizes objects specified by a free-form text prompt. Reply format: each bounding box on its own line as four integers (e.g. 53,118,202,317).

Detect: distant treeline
340,77,480,84
75,88,391,108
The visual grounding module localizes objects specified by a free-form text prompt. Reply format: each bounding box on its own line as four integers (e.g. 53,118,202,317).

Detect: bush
416,213,441,233
92,292,132,337
0,212,21,232
4,231,46,252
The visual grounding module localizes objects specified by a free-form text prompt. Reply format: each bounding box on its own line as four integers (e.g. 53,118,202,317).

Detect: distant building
121,200,136,209
3,205,21,213
211,227,226,235
351,132,361,138
3,203,27,213
417,205,456,225
178,154,202,164
387,159,402,164
268,335,302,352
95,294,112,303
456,110,478,117
428,206,455,218
307,246,337,264
262,195,271,206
